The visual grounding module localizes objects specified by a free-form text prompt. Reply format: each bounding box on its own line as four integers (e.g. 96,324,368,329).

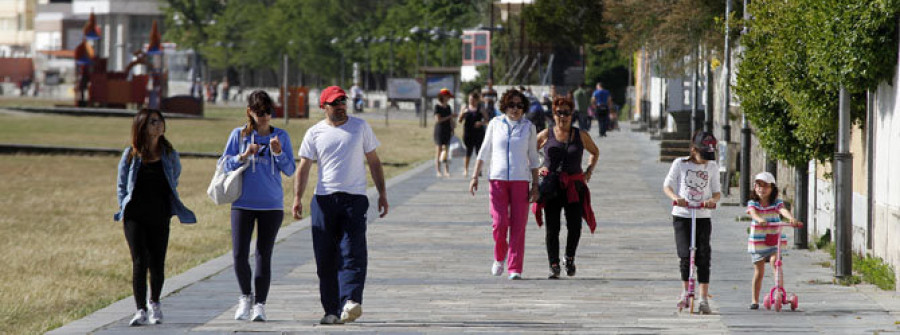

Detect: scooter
673,201,715,314
762,222,800,312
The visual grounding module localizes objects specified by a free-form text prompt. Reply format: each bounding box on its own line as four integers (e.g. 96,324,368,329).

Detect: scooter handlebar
672,201,717,209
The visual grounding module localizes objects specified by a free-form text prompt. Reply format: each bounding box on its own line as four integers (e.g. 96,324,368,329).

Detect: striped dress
746,199,788,256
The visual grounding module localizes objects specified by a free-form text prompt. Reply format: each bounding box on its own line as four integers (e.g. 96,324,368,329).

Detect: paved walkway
51,123,900,334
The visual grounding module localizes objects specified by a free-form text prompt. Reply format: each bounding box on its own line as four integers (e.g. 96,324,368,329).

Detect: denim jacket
114,147,197,223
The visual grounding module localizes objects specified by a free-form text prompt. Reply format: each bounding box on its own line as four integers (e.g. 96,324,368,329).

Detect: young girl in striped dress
746,172,803,310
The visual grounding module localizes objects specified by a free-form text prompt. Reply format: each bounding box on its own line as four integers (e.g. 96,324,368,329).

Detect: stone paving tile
55,123,900,334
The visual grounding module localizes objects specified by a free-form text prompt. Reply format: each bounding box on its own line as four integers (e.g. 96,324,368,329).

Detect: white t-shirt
298,116,380,196
663,157,721,218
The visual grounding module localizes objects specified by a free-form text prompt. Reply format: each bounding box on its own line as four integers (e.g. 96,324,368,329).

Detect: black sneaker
749,303,759,310
564,257,576,277
548,263,561,279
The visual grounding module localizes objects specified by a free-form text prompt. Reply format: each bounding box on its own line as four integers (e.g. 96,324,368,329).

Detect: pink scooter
673,201,715,314
762,222,799,312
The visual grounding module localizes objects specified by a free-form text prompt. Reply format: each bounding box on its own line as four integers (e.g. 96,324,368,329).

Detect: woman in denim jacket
115,108,196,326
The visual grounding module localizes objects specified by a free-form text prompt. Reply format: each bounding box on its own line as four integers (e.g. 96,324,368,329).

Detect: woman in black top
536,97,599,279
115,109,196,326
433,88,455,177
457,91,489,177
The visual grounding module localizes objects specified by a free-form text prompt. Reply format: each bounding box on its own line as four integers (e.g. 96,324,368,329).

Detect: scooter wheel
774,291,782,312
763,295,772,310
790,294,798,311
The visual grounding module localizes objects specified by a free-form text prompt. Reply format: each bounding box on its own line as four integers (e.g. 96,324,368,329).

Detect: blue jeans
311,193,369,316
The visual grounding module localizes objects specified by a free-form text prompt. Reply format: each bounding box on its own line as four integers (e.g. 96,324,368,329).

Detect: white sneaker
129,309,148,326
234,295,252,320
698,300,712,314
320,314,344,325
509,273,523,280
491,260,504,276
147,302,163,324
340,300,362,323
251,303,267,322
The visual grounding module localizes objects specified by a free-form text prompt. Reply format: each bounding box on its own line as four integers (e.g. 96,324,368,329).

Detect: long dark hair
242,90,275,137
130,108,172,162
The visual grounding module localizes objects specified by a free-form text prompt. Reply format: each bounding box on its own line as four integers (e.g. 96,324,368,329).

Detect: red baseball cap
319,86,347,108
439,88,454,98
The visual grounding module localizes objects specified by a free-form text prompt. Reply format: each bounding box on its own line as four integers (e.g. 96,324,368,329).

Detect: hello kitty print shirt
663,157,721,218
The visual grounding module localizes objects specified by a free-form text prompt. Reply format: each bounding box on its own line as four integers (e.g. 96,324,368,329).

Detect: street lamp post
331,38,345,87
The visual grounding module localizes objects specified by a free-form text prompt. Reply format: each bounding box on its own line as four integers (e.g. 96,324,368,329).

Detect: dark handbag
537,129,574,202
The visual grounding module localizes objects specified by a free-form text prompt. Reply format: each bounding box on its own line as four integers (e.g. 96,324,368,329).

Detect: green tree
734,0,900,166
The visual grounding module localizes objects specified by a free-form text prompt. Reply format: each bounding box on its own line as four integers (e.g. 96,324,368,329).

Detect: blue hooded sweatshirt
221,126,296,210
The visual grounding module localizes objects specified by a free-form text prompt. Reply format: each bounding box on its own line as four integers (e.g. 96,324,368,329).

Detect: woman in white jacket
469,88,541,280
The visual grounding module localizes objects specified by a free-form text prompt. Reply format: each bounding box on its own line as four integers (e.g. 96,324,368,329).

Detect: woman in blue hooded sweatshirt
115,108,196,326
220,90,296,322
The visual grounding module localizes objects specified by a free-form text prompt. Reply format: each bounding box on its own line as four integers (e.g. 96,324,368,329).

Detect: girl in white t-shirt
662,131,721,314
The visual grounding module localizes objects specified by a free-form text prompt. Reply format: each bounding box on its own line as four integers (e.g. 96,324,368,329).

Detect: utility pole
705,53,714,133
795,164,809,249
739,0,752,206
834,86,853,279
722,0,733,196
691,45,699,136
283,53,289,124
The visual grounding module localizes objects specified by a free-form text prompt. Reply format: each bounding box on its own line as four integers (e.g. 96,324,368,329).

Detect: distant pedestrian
527,97,547,133
220,90,296,322
457,90,488,177
573,83,591,131
433,88,456,177
662,131,721,314
591,82,614,137
745,172,803,310
115,108,197,326
292,85,388,325
533,96,599,279
469,88,541,280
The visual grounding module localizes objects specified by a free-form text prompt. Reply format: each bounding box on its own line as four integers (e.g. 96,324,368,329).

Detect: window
462,31,490,66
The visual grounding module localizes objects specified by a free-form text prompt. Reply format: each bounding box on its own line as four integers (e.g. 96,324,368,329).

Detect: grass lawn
0,103,433,334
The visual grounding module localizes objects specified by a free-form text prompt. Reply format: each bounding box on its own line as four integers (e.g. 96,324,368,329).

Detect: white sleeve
476,119,494,163
298,128,318,160
709,162,722,193
362,121,380,153
527,124,540,169
663,160,681,192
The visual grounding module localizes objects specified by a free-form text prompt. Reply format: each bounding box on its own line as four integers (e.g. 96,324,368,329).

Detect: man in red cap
293,85,389,324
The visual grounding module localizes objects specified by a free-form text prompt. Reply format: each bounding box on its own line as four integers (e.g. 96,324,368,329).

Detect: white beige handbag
207,157,249,205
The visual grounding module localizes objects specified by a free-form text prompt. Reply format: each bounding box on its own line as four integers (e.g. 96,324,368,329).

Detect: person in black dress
457,90,489,177
434,88,455,177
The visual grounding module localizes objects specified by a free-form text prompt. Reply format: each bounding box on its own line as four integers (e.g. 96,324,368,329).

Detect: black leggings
673,216,712,283
124,218,170,310
231,209,282,304
464,134,483,158
543,190,584,265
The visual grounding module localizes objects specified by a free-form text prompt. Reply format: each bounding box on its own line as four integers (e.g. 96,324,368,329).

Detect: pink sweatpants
489,180,530,274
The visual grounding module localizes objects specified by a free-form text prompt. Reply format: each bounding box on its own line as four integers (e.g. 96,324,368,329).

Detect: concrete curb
46,158,435,335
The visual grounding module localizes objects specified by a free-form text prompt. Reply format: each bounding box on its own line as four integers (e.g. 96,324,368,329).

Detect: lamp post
283,40,293,124
330,38,345,87
355,36,371,90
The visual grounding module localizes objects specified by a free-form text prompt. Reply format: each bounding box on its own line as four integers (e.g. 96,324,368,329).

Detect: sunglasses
507,103,526,110
326,97,348,106
253,108,273,116
555,110,572,117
